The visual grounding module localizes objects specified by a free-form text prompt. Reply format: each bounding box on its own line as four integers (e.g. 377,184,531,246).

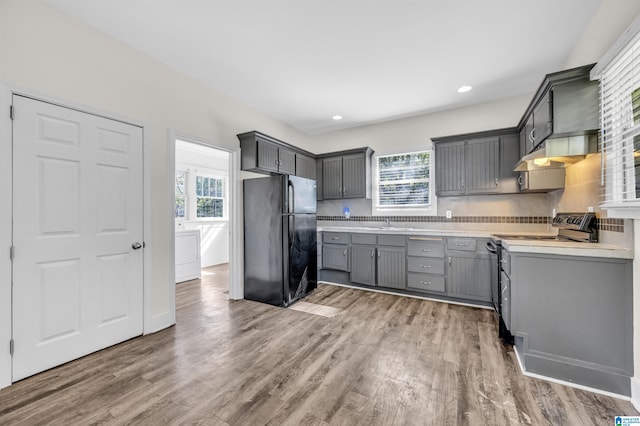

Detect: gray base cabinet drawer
408,274,445,293
352,233,376,245
407,257,445,275
447,238,477,252
323,232,349,244
378,235,406,247
407,240,445,258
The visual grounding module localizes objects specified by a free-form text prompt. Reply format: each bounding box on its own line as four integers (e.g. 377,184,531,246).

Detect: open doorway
174,138,231,294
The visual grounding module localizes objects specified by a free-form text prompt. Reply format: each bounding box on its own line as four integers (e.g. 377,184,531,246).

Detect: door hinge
9,105,14,120
9,339,14,355
9,245,14,261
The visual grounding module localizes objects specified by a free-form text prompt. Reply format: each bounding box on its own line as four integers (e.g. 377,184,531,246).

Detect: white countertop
318,226,634,259
502,239,633,259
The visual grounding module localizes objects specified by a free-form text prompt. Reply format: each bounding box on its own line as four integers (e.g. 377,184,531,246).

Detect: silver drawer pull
343,249,347,256
420,281,432,285
421,265,431,269
331,237,340,240
421,249,431,252
409,237,442,241
455,243,469,246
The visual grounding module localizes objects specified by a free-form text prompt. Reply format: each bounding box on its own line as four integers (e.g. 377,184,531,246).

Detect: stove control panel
552,212,596,231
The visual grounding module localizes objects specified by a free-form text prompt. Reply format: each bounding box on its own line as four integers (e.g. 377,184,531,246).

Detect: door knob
132,242,142,250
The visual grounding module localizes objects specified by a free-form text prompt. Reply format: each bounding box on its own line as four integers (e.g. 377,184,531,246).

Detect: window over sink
373,150,436,215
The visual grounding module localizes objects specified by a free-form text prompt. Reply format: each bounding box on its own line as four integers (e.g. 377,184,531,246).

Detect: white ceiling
43,0,603,135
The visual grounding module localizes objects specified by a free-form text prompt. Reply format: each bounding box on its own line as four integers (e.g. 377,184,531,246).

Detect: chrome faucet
384,218,391,227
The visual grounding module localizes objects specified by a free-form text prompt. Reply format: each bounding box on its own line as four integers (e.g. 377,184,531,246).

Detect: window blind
377,152,430,208
598,26,640,206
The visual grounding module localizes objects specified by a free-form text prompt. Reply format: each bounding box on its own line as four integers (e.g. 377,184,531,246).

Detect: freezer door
243,176,284,306
287,175,317,214
284,214,317,306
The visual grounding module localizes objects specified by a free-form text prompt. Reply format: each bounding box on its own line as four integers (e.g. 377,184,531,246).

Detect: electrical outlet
446,210,452,219
552,208,556,217
587,206,594,213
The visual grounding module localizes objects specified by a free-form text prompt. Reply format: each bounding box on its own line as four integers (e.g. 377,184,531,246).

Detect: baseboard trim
631,377,640,410
513,344,631,401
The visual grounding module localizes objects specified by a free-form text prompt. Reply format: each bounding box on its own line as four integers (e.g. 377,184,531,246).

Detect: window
175,171,186,218
175,170,227,220
376,151,431,208
196,175,224,218
593,21,640,209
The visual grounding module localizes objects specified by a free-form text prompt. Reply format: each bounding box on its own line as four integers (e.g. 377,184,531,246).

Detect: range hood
514,133,599,172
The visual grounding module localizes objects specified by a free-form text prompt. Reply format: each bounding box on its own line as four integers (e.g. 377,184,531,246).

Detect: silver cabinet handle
343,187,347,195
421,249,431,252
421,265,431,269
377,252,381,258
461,179,465,189
495,177,499,187
420,281,432,286
132,242,142,250
455,243,468,247
331,237,340,240
371,250,375,257
501,259,507,264
343,249,347,256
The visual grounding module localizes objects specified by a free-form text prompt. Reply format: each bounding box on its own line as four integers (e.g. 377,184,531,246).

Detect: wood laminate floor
0,263,637,425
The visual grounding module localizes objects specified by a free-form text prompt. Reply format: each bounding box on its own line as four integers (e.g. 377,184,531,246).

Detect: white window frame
175,166,228,221
592,14,640,218
195,174,226,219
175,169,187,219
372,149,437,216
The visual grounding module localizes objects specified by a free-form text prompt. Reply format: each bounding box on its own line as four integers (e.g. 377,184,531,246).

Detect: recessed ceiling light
457,85,472,93
332,115,343,120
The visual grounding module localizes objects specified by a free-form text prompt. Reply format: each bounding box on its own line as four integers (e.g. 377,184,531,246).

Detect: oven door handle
486,242,498,254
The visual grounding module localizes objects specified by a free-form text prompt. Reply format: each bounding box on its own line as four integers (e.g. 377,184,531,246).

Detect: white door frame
0,82,153,389
169,131,242,301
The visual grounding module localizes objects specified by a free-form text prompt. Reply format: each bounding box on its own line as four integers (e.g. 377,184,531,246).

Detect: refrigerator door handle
288,179,295,214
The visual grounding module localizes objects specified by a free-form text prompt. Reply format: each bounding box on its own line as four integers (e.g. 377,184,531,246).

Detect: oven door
486,241,500,313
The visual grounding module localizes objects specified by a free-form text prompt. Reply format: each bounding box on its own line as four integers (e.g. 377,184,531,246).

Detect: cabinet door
498,133,520,194
350,245,376,286
533,91,552,148
257,139,279,172
322,157,343,199
295,154,316,180
342,153,366,198
447,254,491,302
524,115,535,154
466,137,499,194
377,247,406,289
315,159,324,201
435,141,465,195
322,244,349,272
278,148,296,175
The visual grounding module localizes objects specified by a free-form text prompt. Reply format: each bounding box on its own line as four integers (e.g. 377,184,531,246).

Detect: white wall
0,0,315,388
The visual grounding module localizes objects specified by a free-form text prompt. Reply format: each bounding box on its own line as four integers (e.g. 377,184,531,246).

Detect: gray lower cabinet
350,234,405,289
321,232,349,272
377,247,405,289
508,249,633,396
350,244,375,285
406,237,446,294
446,237,491,302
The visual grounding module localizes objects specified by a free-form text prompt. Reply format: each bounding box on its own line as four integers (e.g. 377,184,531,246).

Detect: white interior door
12,95,144,381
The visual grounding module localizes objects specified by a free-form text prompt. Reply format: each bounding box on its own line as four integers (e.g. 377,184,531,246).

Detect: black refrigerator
243,175,317,307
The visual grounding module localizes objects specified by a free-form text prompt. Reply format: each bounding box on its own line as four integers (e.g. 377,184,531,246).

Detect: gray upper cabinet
237,131,315,178
318,147,373,200
433,129,520,196
295,154,316,180
517,64,599,155
466,137,499,194
435,141,466,195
